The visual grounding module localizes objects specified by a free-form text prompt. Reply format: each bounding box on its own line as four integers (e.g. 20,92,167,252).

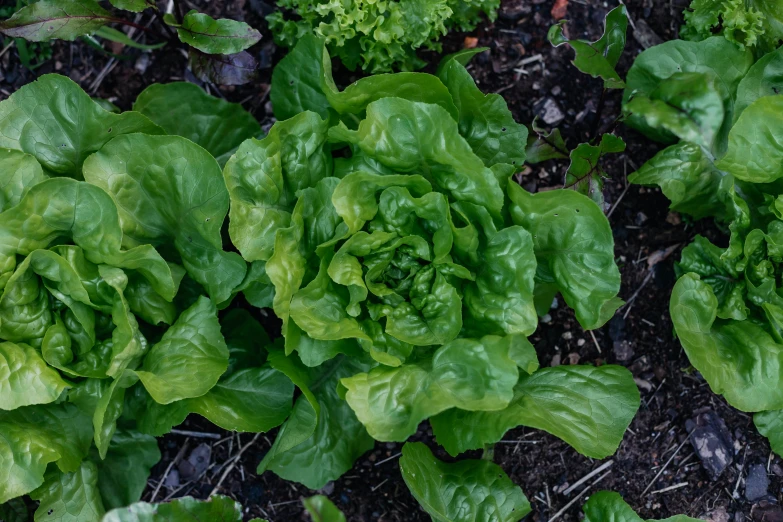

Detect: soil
1,0,782,520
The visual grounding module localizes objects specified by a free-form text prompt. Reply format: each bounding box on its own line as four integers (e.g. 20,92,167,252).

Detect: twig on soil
641,433,692,496
374,452,402,466
170,429,222,440
644,378,667,408
0,41,15,60
150,439,190,502
371,479,389,492
563,460,613,496
548,471,612,522
209,433,260,497
619,271,654,319
607,183,630,218
588,330,602,353
732,445,748,498
651,482,688,495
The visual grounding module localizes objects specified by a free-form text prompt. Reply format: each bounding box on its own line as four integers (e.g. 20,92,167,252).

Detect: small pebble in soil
533,97,565,125
686,411,734,480
613,340,634,362
746,463,771,501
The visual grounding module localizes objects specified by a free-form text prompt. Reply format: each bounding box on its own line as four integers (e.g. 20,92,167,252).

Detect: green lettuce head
224,36,637,492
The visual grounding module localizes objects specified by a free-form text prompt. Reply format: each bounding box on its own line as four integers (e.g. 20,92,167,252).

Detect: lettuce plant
582,492,701,521
624,35,783,455
0,75,295,519
217,33,640,515
0,0,263,85
681,0,783,52
267,0,500,73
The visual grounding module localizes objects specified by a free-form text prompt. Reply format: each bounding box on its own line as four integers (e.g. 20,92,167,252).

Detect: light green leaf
83,133,246,303
0,0,112,41
563,134,626,206
133,82,261,166
583,491,702,522
95,26,164,50
0,178,177,301
223,111,331,262
303,496,346,522
134,296,228,404
670,273,783,411
331,98,504,218
548,5,628,89
102,495,243,522
628,143,726,220
508,183,622,330
399,442,531,522
755,410,783,457
0,403,92,503
108,0,156,13
343,336,519,441
0,148,47,212
94,430,161,510
735,46,783,122
717,96,783,183
431,364,639,458
172,11,261,55
0,74,162,176
437,53,527,167
259,355,373,490
0,341,68,410
31,461,105,522
625,72,724,151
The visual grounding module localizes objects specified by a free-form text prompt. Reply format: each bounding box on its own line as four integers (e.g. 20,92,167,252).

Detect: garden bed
1,0,780,520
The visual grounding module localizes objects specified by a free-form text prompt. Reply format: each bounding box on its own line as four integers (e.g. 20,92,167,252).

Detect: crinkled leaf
30,461,105,522
0,0,112,42
0,403,92,503
548,5,628,89
0,178,176,300
171,11,261,55
342,336,519,441
628,142,726,220
735,46,783,122
331,98,504,218
670,273,783,411
83,133,246,303
133,296,228,404
508,183,623,329
0,74,162,176
0,148,47,212
223,111,331,262
0,341,68,410
431,364,639,458
133,82,261,167
717,96,783,183
437,52,527,167
399,442,531,522
102,496,243,522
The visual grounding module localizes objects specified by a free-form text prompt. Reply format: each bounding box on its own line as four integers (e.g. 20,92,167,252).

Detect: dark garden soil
2,0,782,520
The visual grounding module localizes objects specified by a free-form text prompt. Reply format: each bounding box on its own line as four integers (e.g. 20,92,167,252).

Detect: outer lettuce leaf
735,46,783,122
431,365,639,458
303,496,346,522
508,183,623,330
94,430,160,511
133,82,262,167
0,341,69,410
399,442,531,522
30,461,105,522
83,134,246,303
342,336,521,441
0,403,92,503
0,74,162,177
670,273,783,411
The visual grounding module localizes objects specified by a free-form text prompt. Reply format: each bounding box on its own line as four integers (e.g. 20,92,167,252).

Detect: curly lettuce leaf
0,341,69,410
102,495,245,522
0,148,47,213
30,461,105,522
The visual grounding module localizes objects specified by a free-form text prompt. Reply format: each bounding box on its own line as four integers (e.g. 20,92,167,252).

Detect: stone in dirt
178,443,212,481
752,501,783,522
534,97,565,125
685,411,734,480
745,463,770,501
